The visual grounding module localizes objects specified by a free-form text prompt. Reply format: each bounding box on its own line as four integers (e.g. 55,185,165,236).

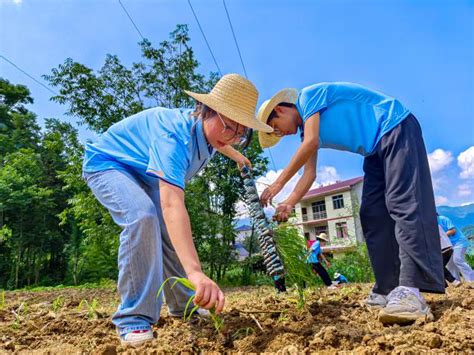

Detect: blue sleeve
146,133,189,190
297,85,328,123
440,216,455,231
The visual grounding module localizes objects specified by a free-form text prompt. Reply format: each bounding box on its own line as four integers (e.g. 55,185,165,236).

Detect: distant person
438,214,474,283
306,233,334,288
333,272,349,285
437,224,460,287
258,82,444,324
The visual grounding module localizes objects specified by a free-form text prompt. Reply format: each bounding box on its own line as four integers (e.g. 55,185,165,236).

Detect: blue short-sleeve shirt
296,82,410,156
307,240,321,264
83,107,214,189
437,215,469,249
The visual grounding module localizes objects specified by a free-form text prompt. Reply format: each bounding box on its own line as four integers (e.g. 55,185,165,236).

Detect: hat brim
257,88,298,148
185,90,273,133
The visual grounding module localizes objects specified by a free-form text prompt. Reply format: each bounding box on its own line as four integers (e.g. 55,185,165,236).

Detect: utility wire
187,0,222,76
118,0,146,41
0,54,58,96
222,0,248,78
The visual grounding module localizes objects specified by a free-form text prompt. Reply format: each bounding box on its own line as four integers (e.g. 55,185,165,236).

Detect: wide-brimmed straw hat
317,233,329,242
257,88,298,148
185,74,273,133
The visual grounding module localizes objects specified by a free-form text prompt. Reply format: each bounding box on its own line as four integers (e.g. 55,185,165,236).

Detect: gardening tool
240,166,286,291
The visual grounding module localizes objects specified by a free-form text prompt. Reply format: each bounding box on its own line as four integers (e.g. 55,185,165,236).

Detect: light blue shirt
83,107,214,189
307,240,321,264
296,82,410,156
437,215,469,249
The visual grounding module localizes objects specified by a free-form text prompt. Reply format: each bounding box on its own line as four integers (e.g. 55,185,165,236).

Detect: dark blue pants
360,114,444,295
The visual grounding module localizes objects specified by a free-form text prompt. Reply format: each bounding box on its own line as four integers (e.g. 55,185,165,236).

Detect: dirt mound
0,284,472,353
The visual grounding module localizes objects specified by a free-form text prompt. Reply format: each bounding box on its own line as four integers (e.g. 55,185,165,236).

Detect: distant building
293,177,364,253
235,224,253,243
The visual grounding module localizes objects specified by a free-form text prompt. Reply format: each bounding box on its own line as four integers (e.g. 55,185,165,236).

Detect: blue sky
1,0,473,206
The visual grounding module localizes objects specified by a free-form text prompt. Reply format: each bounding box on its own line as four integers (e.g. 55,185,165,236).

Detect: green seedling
0,290,5,310
273,224,317,307
157,277,223,332
51,295,64,312
11,302,28,329
232,327,254,340
77,299,99,319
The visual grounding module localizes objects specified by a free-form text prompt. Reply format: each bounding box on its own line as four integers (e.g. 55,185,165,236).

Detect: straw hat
257,88,298,148
185,74,273,133
317,233,329,242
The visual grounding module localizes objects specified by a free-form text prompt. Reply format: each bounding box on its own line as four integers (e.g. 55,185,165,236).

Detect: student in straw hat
82,74,272,345
257,82,443,325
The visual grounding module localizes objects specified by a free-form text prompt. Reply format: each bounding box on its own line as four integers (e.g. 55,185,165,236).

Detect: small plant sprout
77,299,99,319
157,277,223,332
52,295,64,312
0,290,5,310
232,327,254,340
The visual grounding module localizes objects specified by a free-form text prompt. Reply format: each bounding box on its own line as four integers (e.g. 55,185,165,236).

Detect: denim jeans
83,169,193,335
447,246,474,282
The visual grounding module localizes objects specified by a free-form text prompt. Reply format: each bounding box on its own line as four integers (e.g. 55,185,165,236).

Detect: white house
293,176,365,253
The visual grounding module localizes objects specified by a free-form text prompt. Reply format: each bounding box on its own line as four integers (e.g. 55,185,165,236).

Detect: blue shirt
336,274,349,283
83,107,214,189
296,82,410,156
307,240,321,264
437,215,469,249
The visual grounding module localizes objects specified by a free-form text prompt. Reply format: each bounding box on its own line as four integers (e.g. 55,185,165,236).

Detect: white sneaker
365,291,388,308
378,286,433,325
451,280,461,288
119,329,153,346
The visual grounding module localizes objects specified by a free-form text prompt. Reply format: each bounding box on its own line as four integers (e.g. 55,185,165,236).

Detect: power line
187,0,222,76
220,0,277,171
118,0,146,41
0,54,58,96
222,0,248,79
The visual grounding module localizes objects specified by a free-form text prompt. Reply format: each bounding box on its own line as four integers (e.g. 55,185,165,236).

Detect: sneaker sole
378,309,434,325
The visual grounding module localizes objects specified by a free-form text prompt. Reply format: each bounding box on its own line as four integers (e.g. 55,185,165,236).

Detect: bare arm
217,144,251,169
285,150,317,206
446,228,456,237
273,151,317,221
159,180,224,312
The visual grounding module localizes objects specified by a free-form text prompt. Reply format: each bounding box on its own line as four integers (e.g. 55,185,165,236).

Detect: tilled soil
0,283,473,354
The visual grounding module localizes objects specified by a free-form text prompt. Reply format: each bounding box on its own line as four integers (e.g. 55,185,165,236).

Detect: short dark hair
267,102,296,124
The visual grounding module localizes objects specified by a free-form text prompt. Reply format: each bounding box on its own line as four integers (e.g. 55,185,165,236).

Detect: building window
335,222,348,239
302,207,308,222
304,232,310,240
332,194,344,209
311,200,327,220
315,225,328,236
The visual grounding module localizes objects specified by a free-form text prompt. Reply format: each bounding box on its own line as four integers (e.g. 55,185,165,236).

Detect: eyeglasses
217,113,252,148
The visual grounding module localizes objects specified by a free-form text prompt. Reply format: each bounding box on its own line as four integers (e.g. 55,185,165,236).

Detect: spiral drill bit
240,166,285,285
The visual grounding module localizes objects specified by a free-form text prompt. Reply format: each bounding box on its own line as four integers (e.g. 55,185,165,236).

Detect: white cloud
458,183,472,197
0,0,23,5
316,166,341,186
458,146,474,179
428,149,453,174
435,195,448,205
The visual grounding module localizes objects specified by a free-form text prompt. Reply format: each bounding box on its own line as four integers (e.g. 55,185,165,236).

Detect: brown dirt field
0,283,473,354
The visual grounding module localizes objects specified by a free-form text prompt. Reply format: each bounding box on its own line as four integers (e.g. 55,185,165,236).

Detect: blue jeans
83,169,193,335
447,246,474,282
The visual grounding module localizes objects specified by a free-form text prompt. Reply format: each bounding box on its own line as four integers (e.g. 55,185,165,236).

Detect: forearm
162,203,202,276
285,170,316,206
275,141,317,186
217,145,241,162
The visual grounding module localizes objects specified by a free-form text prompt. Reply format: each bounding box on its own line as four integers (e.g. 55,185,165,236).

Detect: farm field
0,283,473,354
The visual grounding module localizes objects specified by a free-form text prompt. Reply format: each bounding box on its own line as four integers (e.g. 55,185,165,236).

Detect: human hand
187,271,225,314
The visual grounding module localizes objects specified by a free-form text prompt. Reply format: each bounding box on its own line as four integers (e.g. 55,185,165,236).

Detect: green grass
0,290,5,310
77,298,99,319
